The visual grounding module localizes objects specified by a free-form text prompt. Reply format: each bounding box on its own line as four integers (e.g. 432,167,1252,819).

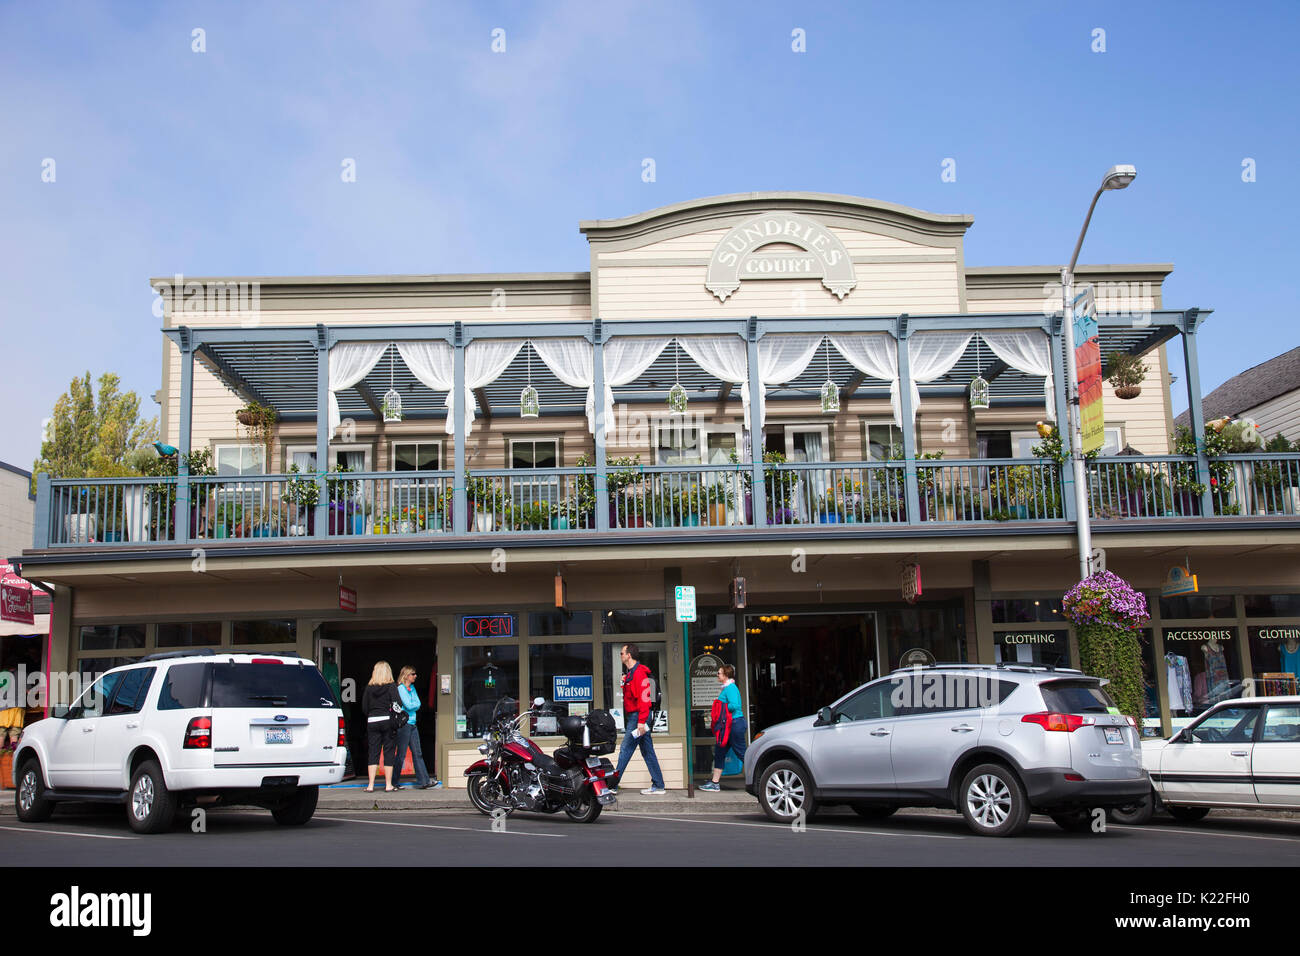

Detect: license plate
265,728,293,744
1104,728,1123,745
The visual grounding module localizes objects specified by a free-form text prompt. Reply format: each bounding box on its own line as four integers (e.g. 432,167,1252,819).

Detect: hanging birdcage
382,343,403,422
969,336,990,410
819,337,839,413
520,385,540,418
820,379,840,414
520,343,540,417
667,339,687,414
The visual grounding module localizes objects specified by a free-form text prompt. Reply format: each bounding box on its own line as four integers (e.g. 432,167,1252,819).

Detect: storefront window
455,645,518,739
528,643,594,731
602,640,668,734
1243,594,1300,618
76,657,136,681
602,609,665,634
528,611,593,637
1161,626,1241,719
879,604,967,673
78,625,145,651
1247,625,1300,687
993,629,1069,667
1159,595,1234,619
232,620,296,645
991,599,1064,624
157,622,221,647
1135,629,1160,737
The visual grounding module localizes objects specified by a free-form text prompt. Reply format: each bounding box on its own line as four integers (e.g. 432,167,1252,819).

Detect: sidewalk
315,782,757,813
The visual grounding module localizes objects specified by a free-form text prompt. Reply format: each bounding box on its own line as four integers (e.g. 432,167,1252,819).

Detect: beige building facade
17,193,1300,788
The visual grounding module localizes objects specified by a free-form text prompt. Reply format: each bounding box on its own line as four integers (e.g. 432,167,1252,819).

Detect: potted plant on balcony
235,401,277,467
512,500,551,531
701,481,734,526
212,501,241,539
467,477,504,532
282,464,320,534
551,498,575,531
1105,353,1147,400
248,505,286,538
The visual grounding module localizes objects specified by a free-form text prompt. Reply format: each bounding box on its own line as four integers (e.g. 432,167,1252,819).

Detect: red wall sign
1,563,34,626
339,586,357,613
462,614,515,639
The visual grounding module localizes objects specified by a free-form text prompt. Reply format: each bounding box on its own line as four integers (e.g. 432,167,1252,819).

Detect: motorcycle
464,697,619,823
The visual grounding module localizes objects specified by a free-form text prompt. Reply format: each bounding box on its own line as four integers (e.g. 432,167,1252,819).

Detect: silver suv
744,664,1148,836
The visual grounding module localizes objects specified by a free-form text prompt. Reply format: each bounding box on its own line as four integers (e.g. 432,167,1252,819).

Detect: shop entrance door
746,613,878,735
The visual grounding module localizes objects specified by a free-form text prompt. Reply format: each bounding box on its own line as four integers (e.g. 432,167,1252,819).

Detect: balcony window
864,423,902,462
214,445,265,476
393,441,441,472
655,424,738,466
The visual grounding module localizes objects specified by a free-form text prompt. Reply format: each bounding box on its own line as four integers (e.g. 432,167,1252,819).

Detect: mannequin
1280,638,1300,679
1202,637,1229,706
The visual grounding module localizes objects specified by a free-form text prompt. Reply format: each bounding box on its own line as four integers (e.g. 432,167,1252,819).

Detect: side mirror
816,706,835,726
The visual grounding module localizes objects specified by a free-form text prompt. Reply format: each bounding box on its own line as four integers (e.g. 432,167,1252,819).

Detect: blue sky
2,0,1297,466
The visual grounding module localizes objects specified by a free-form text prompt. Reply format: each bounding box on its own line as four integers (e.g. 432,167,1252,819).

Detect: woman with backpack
362,661,404,793
699,664,746,792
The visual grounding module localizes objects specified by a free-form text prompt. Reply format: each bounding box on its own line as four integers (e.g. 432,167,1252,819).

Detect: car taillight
338,716,347,747
1124,715,1138,728
1021,712,1096,732
184,716,212,749
251,658,283,664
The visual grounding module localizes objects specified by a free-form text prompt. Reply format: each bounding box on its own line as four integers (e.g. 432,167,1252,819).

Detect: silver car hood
756,714,819,738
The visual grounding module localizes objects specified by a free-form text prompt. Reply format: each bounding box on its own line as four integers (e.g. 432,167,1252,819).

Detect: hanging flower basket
1114,385,1142,400
1062,571,1150,726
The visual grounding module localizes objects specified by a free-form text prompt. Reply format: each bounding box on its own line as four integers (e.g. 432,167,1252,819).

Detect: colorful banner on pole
1072,286,1104,454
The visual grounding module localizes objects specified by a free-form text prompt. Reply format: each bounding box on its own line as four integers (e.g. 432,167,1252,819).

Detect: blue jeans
615,716,664,789
393,723,431,787
713,717,748,771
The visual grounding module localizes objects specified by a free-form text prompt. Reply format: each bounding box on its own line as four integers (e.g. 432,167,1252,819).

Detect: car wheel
1049,809,1097,832
757,759,817,824
959,763,1029,837
127,760,177,834
15,757,54,823
271,786,319,826
1108,791,1156,825
851,804,898,820
1166,805,1210,824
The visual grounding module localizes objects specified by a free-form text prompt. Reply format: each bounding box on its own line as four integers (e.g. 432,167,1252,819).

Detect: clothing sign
338,586,357,613
553,675,593,702
674,585,697,623
0,564,34,626
461,614,515,638
1072,286,1105,454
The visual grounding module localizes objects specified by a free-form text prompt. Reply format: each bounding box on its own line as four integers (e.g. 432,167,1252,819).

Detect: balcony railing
35,453,1300,548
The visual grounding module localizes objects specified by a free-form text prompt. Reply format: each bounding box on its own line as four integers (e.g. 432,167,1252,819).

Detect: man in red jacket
612,643,666,794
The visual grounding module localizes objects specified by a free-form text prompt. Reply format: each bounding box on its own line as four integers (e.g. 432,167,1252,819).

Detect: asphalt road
5,804,1300,866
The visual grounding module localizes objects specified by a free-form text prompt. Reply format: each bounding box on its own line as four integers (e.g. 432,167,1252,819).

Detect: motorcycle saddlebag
586,709,617,746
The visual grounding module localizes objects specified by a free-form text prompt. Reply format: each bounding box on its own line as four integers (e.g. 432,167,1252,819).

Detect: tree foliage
32,372,159,482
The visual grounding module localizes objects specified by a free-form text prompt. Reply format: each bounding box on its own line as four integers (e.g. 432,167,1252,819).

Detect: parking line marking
328,816,564,838
1113,824,1300,844
612,812,965,840
0,825,139,841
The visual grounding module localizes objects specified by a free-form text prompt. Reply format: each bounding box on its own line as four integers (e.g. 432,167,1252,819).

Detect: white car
1110,696,1300,824
13,650,346,832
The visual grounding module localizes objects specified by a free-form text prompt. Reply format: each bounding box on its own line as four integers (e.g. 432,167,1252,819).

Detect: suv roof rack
141,648,217,663
906,662,1083,675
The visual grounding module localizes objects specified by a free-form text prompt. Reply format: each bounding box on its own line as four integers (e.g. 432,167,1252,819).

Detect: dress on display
1165,652,1192,714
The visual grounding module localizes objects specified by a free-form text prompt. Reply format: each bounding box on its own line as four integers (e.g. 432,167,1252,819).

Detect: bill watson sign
706,212,857,302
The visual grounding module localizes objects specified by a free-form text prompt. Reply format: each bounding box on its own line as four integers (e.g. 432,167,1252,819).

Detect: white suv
13,650,345,833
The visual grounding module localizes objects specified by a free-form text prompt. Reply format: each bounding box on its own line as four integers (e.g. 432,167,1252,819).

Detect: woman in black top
362,661,402,792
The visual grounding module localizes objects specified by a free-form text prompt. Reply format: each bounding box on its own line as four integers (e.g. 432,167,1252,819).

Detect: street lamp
1061,164,1136,581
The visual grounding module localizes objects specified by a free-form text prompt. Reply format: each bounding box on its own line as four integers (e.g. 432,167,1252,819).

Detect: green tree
32,372,159,482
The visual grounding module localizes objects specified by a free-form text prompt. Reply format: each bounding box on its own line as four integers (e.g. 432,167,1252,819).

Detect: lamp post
1061,164,1137,581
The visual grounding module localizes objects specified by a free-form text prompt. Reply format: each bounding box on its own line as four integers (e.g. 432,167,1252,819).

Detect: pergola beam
715,381,733,414
195,345,273,407
354,382,383,417
473,387,492,423
841,371,867,399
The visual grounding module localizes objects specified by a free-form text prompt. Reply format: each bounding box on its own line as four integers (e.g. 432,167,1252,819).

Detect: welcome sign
706,212,857,302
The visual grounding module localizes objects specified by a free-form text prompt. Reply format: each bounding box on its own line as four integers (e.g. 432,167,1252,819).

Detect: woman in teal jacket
699,664,746,792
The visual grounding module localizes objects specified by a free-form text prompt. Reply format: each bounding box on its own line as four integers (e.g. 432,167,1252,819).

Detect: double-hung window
510,438,560,510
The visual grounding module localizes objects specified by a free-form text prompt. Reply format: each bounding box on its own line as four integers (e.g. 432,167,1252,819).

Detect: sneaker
640,786,666,795
698,781,721,792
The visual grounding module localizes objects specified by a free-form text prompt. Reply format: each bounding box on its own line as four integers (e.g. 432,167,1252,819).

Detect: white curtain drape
830,333,901,425
756,334,823,431
531,338,596,433
979,330,1056,421
907,331,973,424
459,340,524,436
396,341,455,433
677,335,750,425
328,343,387,435
600,336,673,430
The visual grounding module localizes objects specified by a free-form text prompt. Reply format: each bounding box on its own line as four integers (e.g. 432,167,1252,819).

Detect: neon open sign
462,615,515,639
